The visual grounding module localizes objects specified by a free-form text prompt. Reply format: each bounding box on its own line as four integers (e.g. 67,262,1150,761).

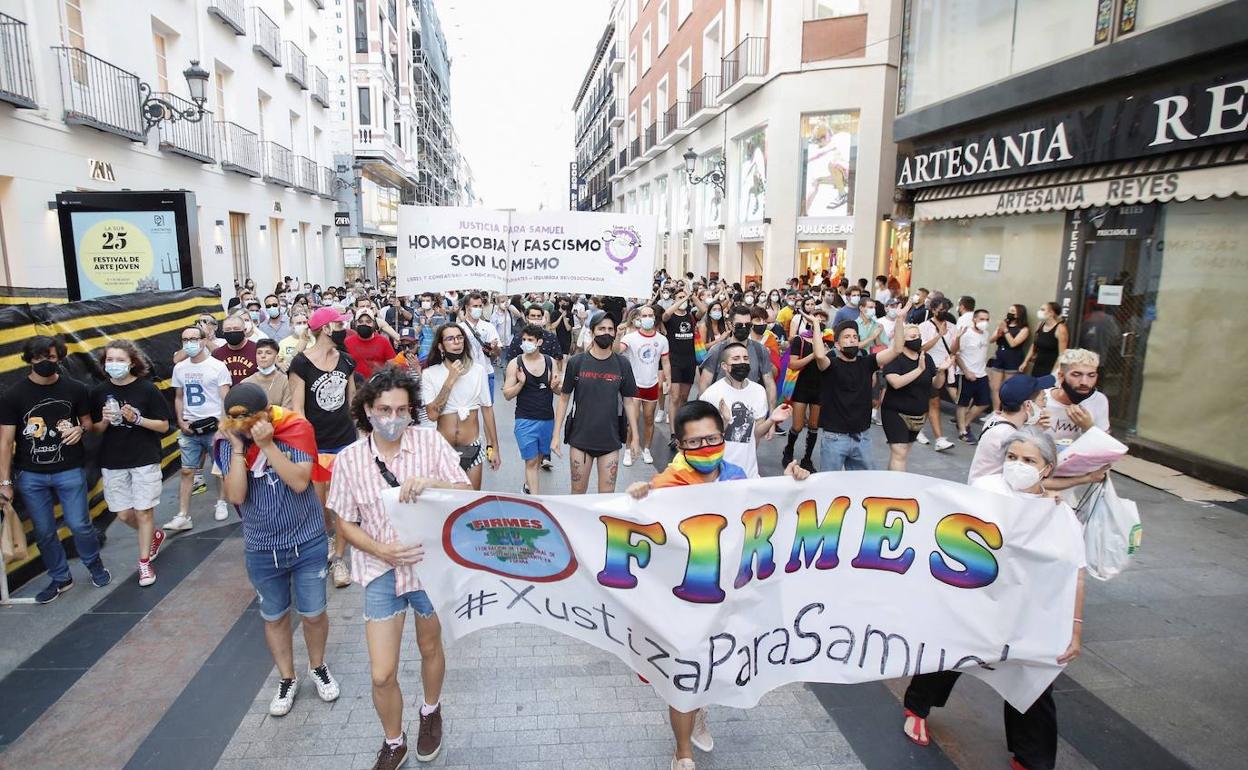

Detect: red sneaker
149,529,166,561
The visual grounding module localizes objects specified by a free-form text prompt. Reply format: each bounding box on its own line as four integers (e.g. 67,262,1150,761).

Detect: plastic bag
2,500,29,565
1081,478,1142,581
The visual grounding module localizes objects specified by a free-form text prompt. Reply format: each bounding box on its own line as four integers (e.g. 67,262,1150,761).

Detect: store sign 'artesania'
386,472,1082,713
397,206,657,297
898,69,1248,188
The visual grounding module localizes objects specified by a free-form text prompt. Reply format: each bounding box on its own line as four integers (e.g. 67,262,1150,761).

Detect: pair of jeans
15,467,100,583
818,430,877,471
243,532,330,622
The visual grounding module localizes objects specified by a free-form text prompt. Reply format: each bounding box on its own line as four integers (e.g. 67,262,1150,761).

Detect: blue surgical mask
266,307,280,319
640,317,655,331
183,341,201,357
258,364,277,375
520,340,538,355
105,361,130,379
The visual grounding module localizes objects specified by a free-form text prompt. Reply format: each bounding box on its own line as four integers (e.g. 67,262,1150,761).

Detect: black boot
782,428,799,467
801,430,819,473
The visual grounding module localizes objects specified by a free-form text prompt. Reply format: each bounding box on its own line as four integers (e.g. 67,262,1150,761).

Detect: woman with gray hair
901,425,1087,770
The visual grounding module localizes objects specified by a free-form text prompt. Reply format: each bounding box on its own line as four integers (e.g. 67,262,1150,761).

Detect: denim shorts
364,569,436,622
178,433,215,470
243,532,329,622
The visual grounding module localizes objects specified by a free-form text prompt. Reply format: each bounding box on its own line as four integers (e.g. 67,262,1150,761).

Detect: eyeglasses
441,335,465,343
679,434,725,449
370,406,412,419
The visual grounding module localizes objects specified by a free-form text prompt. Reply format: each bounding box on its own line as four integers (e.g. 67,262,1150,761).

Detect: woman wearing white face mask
966,374,1055,483
904,426,1086,770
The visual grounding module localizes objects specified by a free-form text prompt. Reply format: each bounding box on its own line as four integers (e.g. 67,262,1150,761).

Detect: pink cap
308,306,348,331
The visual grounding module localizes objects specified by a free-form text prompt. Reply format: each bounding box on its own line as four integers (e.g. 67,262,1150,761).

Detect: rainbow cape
778,346,799,404
694,326,708,364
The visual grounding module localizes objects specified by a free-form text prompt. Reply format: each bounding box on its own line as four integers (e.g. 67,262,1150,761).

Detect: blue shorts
364,569,436,621
958,376,991,407
514,418,554,461
244,532,330,622
178,433,215,470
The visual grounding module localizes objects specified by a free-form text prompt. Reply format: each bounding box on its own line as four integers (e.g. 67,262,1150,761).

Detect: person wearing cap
216,383,341,718
391,326,420,371
344,307,397,380
968,373,1058,483
288,306,359,587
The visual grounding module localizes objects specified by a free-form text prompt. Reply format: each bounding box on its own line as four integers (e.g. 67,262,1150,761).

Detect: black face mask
594,333,615,350
441,350,464,362
728,363,751,382
224,330,246,346
356,324,375,339
752,324,766,335
32,360,58,377
1062,381,1095,404
330,329,348,346
904,338,923,352
732,325,750,341
840,345,860,359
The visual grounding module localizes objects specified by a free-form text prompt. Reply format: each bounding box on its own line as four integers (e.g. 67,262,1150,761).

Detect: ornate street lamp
683,146,725,195
140,59,211,133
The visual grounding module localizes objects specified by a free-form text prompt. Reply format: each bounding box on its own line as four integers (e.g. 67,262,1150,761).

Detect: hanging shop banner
397,206,657,298
55,191,200,301
387,470,1083,713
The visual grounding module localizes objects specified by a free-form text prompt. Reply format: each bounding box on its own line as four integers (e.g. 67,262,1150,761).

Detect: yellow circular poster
77,218,155,295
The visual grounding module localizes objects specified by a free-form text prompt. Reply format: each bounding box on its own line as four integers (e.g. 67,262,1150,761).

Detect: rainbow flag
778,346,800,404
694,326,708,364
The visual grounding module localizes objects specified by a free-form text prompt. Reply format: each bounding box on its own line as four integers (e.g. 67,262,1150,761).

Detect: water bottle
105,395,122,426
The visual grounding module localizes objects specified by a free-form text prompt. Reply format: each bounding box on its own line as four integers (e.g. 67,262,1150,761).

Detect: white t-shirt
1044,388,1111,448
968,415,1017,483
619,330,670,388
172,356,232,421
957,310,975,331
459,318,500,373
919,320,958,370
699,377,768,479
957,328,990,378
420,360,492,421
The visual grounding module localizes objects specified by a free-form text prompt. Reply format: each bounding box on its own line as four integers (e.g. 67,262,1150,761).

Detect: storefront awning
913,142,1248,220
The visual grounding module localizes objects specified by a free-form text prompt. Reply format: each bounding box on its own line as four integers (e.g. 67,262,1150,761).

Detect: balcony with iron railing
720,36,769,102
262,141,295,186
611,147,630,180
285,41,307,89
217,120,261,176
319,166,336,198
296,155,317,193
157,93,214,163
627,137,642,169
207,0,245,35
249,7,281,67
0,12,37,108
607,41,623,73
663,101,690,144
608,98,624,128
687,74,721,130
53,47,144,141
311,66,329,106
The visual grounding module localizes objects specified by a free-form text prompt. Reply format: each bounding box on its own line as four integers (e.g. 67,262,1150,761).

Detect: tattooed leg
598,451,620,493
570,448,591,494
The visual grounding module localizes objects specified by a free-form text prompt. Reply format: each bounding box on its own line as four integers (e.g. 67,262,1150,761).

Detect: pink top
326,426,470,595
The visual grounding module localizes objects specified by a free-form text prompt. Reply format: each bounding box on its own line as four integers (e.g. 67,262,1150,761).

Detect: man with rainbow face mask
628,400,811,770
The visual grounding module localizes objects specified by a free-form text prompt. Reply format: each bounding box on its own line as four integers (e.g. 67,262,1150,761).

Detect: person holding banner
551,311,640,494
628,400,811,770
420,323,501,490
903,426,1086,770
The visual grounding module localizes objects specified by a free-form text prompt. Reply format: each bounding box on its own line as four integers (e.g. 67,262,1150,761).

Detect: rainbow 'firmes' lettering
930,514,1002,589
593,496,1004,603
597,516,666,589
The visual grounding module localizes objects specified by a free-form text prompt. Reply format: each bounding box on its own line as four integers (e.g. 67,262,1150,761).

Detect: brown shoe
415,705,443,762
370,734,408,770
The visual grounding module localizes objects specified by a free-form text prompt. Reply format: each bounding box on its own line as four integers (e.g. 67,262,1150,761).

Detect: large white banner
398,206,657,298
387,471,1082,713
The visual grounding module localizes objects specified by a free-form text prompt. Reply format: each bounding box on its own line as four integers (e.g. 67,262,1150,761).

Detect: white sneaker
654,409,666,424
309,664,340,702
163,513,193,531
269,676,298,716
933,436,954,451
622,448,633,467
642,448,654,465
871,408,882,425
915,430,930,445
691,707,713,752
214,499,229,521
671,758,696,770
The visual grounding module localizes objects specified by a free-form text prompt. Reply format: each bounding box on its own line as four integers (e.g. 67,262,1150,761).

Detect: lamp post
683,146,725,196
139,59,210,133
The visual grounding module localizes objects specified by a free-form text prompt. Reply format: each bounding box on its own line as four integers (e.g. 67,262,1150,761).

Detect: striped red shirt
326,426,470,595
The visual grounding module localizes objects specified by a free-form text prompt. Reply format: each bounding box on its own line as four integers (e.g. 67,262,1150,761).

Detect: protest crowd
0,269,1120,770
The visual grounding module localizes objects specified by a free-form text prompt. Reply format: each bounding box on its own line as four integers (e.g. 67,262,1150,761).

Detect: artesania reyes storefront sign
897,67,1248,189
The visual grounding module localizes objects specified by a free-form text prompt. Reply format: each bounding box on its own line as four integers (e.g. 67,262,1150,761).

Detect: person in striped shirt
327,366,472,768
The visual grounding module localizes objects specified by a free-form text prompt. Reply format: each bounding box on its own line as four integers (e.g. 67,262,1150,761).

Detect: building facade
0,0,341,295
572,14,622,213
597,0,902,287
330,0,467,282
895,0,1248,488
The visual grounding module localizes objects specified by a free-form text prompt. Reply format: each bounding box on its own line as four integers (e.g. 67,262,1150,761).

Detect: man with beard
1043,348,1110,447
697,342,790,478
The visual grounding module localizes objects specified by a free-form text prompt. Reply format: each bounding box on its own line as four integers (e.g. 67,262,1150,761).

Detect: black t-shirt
0,375,91,473
818,354,880,434
562,352,637,453
599,297,627,325
90,378,171,469
664,311,697,361
881,353,935,416
789,337,821,390
288,350,358,450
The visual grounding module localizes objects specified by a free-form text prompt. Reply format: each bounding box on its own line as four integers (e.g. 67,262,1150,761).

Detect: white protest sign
386,471,1082,713
397,206,657,298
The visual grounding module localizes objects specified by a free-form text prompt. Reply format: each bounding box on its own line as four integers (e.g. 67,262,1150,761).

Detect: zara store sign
897,67,1248,189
